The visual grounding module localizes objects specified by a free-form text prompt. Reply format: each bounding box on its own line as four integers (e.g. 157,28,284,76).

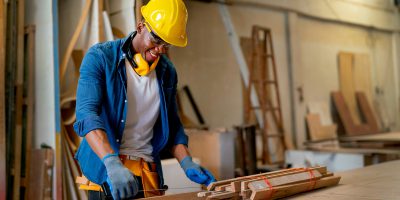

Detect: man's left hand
180,156,216,186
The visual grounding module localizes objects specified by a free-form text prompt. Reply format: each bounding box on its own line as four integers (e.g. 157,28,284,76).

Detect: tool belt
76,155,163,198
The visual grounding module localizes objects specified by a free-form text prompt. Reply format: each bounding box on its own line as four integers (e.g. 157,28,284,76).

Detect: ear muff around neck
132,53,159,76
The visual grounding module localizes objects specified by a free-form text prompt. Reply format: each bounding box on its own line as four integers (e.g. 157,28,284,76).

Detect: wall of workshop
170,0,400,147
25,0,56,148
299,16,398,136
169,1,293,134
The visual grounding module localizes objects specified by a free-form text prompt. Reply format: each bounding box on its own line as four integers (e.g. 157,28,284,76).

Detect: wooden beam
23,25,35,200
12,0,25,198
0,0,6,199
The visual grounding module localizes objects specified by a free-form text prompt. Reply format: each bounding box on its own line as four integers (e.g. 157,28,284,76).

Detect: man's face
136,22,170,63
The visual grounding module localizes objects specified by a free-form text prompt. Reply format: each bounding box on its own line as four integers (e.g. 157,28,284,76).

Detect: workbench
288,160,400,199
142,160,400,199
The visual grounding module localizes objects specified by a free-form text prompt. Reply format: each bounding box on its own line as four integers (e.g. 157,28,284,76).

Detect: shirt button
121,120,124,123
116,139,120,142
124,100,127,103
122,53,126,57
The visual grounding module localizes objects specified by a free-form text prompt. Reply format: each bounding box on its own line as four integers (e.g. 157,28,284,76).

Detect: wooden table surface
288,160,400,199
143,160,400,200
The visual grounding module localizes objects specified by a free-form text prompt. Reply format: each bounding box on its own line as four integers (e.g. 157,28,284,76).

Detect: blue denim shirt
73,32,188,186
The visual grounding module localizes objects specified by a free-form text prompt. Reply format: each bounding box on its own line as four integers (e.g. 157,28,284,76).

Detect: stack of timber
200,166,341,200
339,132,400,149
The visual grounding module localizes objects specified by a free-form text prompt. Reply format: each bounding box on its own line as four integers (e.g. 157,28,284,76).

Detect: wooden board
356,92,379,133
250,176,341,200
60,0,92,84
27,149,54,200
307,102,333,126
339,132,400,142
23,25,35,200
338,52,361,125
306,114,337,141
0,0,6,198
353,54,373,103
12,0,25,198
331,91,375,136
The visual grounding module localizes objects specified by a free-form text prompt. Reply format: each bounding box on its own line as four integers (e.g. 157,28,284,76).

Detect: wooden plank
353,54,373,103
27,149,54,200
247,170,322,190
98,0,105,42
331,91,372,135
306,114,337,141
307,102,333,126
208,167,327,191
0,0,6,198
249,176,341,200
356,92,379,133
60,0,92,84
71,49,84,78
12,0,25,198
338,52,361,124
111,26,125,38
62,130,87,199
23,25,35,200
340,132,400,142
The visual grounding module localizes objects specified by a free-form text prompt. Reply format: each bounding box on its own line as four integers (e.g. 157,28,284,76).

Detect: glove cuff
179,156,193,170
102,153,121,170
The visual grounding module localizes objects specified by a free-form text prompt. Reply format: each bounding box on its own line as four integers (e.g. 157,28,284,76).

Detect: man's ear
136,22,145,33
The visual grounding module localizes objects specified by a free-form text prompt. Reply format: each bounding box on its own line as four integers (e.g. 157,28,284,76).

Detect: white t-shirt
119,59,160,162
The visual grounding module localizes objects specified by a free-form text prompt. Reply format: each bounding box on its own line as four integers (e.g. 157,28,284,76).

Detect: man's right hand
102,154,138,200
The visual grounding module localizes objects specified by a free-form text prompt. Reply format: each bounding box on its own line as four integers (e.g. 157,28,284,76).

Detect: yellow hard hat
141,0,188,47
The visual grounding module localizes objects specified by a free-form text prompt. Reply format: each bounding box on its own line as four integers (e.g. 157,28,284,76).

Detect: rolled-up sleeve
73,46,106,137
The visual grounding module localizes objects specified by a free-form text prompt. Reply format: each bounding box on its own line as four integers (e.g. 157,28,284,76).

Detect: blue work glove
180,156,216,186
102,153,138,200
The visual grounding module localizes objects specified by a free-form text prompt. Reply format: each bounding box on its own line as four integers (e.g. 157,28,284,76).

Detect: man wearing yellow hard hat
73,0,216,199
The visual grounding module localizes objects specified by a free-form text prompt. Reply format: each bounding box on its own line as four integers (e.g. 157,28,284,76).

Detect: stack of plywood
200,166,340,200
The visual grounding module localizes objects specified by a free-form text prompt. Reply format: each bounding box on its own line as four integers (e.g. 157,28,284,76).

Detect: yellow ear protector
124,31,160,76
132,53,159,76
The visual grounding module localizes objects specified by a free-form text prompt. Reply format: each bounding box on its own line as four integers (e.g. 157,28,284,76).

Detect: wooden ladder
244,26,286,165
